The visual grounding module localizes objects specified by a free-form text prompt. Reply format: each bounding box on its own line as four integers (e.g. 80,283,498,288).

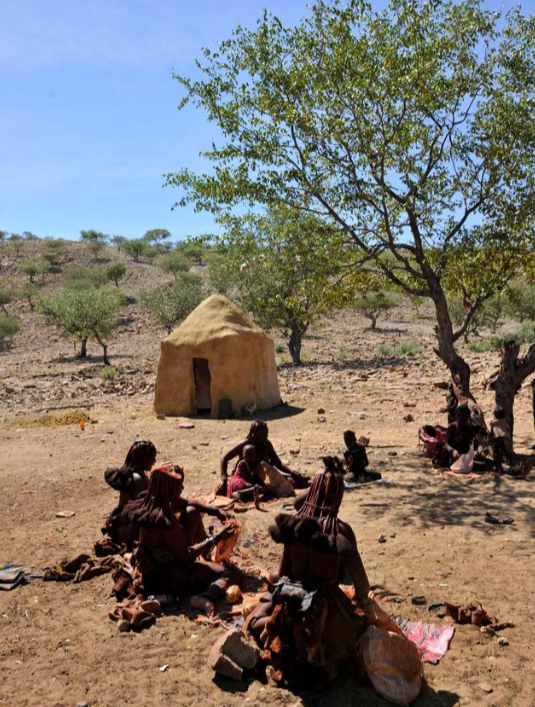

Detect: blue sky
0,0,310,241
0,0,528,243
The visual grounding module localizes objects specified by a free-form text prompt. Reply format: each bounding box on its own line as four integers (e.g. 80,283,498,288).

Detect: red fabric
227,461,251,497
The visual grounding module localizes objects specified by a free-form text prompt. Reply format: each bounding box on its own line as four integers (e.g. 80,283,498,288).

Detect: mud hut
154,294,282,417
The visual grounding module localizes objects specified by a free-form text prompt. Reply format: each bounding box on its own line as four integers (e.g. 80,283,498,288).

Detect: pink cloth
227,462,251,497
395,618,455,664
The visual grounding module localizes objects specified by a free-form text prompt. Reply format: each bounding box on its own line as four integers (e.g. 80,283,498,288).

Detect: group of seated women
99,420,391,684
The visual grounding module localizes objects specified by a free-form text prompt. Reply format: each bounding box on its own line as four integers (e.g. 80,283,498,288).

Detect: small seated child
489,407,513,472
343,430,382,483
227,444,265,501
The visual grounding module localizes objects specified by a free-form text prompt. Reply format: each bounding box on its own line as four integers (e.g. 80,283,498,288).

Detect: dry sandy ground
1,293,535,707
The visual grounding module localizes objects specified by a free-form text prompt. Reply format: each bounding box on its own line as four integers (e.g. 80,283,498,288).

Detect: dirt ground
1,256,534,707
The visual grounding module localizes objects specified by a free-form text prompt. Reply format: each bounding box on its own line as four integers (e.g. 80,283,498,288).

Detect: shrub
110,235,127,251
106,263,126,287
20,260,44,283
123,239,148,262
157,251,191,279
353,292,397,330
275,343,285,354
336,345,349,361
0,287,13,314
101,365,117,380
467,339,498,353
18,282,40,311
395,340,423,356
63,266,108,289
0,314,20,350
140,273,203,333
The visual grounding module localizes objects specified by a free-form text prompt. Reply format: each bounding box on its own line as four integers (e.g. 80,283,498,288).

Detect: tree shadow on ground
279,357,406,372
387,453,535,538
50,353,136,364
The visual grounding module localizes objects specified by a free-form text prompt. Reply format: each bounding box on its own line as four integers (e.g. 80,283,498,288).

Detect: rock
403,414,414,423
378,534,386,543
56,511,76,518
479,682,493,693
480,626,495,637
317,407,325,414
76,702,90,707
160,664,169,672
317,415,326,423
156,414,166,420
497,637,509,647
388,451,398,457
208,628,260,679
411,595,427,606
178,423,195,429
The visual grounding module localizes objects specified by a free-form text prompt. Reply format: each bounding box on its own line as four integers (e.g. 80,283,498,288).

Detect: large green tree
210,207,356,363
169,0,535,438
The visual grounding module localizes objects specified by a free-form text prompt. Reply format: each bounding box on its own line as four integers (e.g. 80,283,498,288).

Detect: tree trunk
490,339,535,448
77,338,88,359
288,327,303,365
94,332,110,365
430,286,486,429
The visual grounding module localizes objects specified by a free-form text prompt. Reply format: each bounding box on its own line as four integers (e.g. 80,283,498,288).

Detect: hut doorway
193,358,212,413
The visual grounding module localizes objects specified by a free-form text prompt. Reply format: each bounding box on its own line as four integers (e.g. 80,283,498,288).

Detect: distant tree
209,208,356,364
504,282,535,323
20,260,44,283
0,287,13,314
157,251,191,279
0,230,7,242
106,263,127,287
0,314,20,351
110,235,127,252
143,229,172,246
123,239,148,263
42,240,64,269
176,238,208,265
140,273,203,334
80,230,107,261
23,231,39,241
353,293,398,331
62,266,109,289
18,282,40,311
145,246,161,265
8,234,24,258
37,286,125,364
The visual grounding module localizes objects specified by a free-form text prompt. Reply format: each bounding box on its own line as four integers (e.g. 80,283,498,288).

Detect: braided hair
297,456,345,536
127,464,184,529
104,440,157,491
247,420,268,442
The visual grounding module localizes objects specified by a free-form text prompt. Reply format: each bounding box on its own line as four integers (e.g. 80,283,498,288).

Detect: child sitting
343,430,382,483
227,444,264,500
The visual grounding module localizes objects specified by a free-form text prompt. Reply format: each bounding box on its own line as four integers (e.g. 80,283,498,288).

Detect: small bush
395,340,423,356
377,343,393,358
20,260,44,282
101,365,117,381
63,266,108,289
336,345,349,361
106,263,126,287
0,314,20,350
275,343,285,354
467,339,498,353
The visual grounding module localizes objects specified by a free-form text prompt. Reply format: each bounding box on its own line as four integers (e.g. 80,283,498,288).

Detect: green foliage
80,230,108,244
140,272,203,333
0,314,20,350
175,238,208,264
18,282,40,311
122,239,148,262
0,287,13,314
504,282,535,323
157,250,191,279
143,229,172,246
20,260,44,283
336,345,349,361
101,365,117,380
275,343,285,354
86,240,106,261
110,235,127,251
0,230,7,242
23,231,39,241
37,286,124,362
377,344,394,358
353,293,397,330
145,246,161,264
41,240,64,269
8,234,24,257
63,266,109,289
106,263,127,287
395,340,423,356
208,207,357,364
467,339,497,353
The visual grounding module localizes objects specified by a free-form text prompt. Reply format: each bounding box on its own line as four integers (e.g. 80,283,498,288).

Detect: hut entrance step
193,358,212,413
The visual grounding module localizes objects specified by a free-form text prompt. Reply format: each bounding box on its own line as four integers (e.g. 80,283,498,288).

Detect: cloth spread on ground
43,554,121,583
0,564,26,591
395,617,455,664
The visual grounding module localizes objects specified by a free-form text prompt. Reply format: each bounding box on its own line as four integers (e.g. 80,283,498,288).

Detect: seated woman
129,464,242,616
220,420,308,497
343,430,382,483
97,440,157,554
246,457,378,686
